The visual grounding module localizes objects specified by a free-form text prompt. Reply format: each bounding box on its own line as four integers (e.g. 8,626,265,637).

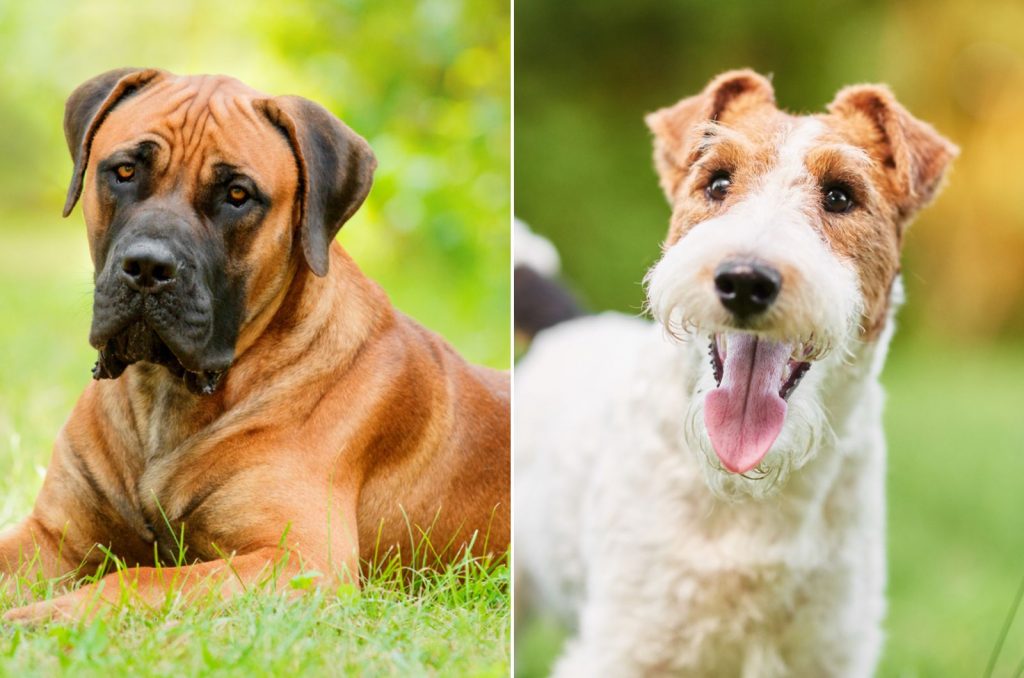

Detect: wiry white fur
515,120,896,676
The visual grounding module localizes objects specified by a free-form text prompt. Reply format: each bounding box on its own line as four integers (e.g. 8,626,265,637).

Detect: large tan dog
0,68,509,622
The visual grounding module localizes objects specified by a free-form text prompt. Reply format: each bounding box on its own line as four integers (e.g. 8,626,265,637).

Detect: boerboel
0,68,509,622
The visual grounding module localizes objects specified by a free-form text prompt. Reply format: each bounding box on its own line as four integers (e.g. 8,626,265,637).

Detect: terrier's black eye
823,186,854,213
706,172,731,201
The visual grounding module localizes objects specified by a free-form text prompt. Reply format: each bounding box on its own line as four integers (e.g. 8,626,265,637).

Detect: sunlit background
516,0,1024,676
0,0,508,531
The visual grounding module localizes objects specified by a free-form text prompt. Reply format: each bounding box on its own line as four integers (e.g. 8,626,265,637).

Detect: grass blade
985,568,1024,678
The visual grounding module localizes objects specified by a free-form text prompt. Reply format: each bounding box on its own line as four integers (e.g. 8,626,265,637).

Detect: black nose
120,241,178,292
714,260,781,320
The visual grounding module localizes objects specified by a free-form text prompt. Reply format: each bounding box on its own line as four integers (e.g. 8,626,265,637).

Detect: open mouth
709,334,811,401
92,321,225,396
703,333,813,475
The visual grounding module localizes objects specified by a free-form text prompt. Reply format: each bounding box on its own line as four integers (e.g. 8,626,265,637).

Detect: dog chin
92,321,229,396
683,355,831,501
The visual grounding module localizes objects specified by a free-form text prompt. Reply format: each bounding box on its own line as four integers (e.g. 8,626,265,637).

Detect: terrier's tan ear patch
645,70,775,200
828,85,958,219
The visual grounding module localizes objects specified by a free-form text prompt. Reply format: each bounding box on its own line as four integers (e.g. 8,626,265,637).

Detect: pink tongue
704,334,790,474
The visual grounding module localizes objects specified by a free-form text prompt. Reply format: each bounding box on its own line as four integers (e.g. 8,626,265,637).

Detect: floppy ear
257,96,377,277
828,84,958,219
63,68,164,217
645,69,775,199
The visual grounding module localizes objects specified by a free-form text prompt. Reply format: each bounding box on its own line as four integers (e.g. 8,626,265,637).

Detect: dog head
644,70,957,496
63,68,376,394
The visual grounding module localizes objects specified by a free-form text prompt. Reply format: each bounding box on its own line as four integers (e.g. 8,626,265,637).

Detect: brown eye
823,185,854,213
115,164,135,182
227,186,249,207
706,172,731,201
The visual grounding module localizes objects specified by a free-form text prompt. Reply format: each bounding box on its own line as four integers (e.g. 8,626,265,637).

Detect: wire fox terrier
515,70,956,676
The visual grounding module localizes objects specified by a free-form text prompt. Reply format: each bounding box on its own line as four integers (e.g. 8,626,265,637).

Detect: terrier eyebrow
809,143,873,169
687,122,754,168
691,121,751,152
806,145,880,205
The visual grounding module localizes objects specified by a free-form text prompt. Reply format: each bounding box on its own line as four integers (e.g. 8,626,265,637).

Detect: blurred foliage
515,0,1024,342
0,0,510,368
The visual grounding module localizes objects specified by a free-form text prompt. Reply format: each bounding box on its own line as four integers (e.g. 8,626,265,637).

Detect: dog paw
3,592,91,624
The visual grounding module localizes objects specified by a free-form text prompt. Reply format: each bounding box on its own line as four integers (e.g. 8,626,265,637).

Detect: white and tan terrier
515,70,957,676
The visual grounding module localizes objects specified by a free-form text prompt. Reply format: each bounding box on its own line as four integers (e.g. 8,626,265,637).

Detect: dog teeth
708,337,724,386
779,361,811,400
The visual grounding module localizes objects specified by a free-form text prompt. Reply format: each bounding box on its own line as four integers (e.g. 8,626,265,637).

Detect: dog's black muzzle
89,208,238,395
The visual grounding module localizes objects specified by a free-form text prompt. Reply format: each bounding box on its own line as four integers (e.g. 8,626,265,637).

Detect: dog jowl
86,185,243,395
645,70,957,491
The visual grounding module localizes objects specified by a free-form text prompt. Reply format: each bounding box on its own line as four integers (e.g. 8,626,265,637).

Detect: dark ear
828,84,958,218
63,68,164,217
645,70,775,199
258,96,377,277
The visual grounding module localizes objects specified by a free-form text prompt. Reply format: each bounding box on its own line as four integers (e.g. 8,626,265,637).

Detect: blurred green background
516,0,1024,676
0,0,508,640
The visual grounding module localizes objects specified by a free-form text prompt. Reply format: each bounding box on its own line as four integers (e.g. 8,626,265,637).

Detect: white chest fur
515,313,892,677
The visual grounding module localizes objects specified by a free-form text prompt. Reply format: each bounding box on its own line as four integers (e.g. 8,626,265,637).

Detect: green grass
882,337,1024,677
0,555,509,677
514,336,1024,677
0,559,509,677
0,224,509,676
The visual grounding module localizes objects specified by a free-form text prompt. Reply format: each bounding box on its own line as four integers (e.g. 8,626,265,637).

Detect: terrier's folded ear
645,70,776,200
828,85,959,222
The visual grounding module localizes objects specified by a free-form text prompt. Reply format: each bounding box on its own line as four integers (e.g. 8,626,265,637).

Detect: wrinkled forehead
88,75,296,189
699,109,874,179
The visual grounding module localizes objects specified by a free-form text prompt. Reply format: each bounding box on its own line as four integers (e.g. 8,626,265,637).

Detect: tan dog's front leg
2,545,315,623
1,484,364,624
0,516,79,582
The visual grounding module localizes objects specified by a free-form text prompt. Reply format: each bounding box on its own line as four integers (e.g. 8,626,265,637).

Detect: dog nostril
151,263,174,282
714,275,736,297
751,281,774,303
122,259,141,277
